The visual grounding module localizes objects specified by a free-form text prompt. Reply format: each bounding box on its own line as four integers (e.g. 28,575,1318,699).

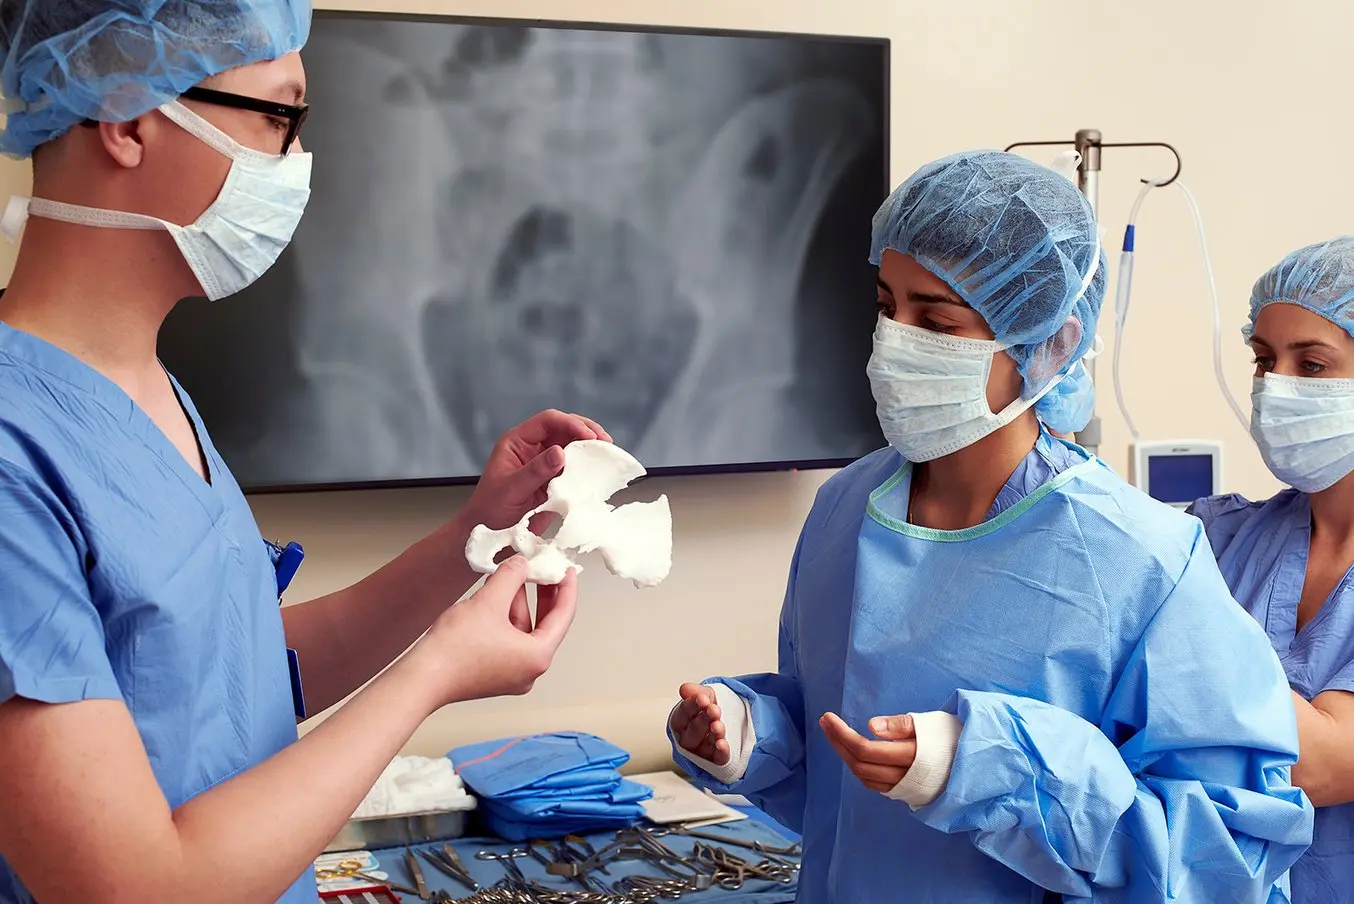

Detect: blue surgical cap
0,0,312,159
869,149,1107,435
1245,235,1354,342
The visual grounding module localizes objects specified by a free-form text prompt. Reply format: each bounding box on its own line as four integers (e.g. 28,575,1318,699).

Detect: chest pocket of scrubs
125,520,254,806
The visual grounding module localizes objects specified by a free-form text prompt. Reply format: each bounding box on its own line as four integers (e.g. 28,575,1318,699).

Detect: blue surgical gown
1191,489,1354,904
674,433,1313,903
0,322,316,903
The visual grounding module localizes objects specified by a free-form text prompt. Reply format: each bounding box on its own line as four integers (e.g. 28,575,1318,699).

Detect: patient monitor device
1130,441,1223,509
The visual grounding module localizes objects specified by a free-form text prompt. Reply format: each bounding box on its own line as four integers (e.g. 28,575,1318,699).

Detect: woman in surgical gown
668,151,1314,903
1189,236,1354,904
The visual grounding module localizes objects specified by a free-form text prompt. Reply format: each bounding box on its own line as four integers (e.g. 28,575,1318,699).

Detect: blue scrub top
0,322,317,903
1191,489,1354,904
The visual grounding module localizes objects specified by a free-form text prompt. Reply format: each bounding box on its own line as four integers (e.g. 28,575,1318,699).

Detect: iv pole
1003,132,1182,456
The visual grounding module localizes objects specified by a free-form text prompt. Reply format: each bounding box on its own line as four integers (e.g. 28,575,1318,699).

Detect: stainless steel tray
325,801,477,853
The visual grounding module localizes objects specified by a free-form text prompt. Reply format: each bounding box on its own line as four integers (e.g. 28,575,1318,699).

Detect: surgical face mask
0,101,312,301
1251,373,1354,493
866,316,1096,462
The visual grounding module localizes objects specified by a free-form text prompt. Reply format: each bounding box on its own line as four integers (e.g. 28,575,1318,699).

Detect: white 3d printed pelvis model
465,440,672,587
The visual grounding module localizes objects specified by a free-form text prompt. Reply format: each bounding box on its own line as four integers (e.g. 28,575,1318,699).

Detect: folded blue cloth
450,732,652,840
481,802,644,842
452,732,631,796
490,779,653,821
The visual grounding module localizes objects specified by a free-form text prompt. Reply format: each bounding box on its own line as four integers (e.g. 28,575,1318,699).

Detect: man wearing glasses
0,2,606,901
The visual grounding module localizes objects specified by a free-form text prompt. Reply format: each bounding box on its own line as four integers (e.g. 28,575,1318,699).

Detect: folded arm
1291,687,1354,807
913,541,1314,902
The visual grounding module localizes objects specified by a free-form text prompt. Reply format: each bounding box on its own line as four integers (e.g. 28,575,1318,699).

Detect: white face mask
1251,373,1354,493
866,316,1099,462
0,100,312,301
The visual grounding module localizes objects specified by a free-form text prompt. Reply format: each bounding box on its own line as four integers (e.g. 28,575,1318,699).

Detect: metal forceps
417,844,479,892
475,847,531,889
614,830,710,892
692,841,795,888
662,824,804,858
562,834,614,881
546,837,620,896
403,847,432,901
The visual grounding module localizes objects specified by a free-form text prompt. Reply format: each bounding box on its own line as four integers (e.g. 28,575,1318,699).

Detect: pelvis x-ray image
159,16,890,490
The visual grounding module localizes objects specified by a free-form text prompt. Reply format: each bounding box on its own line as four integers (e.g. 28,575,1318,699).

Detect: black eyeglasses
80,85,309,155
180,86,309,155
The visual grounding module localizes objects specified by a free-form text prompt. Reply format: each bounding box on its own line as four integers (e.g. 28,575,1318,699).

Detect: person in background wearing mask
1189,236,1354,904
667,150,1314,903
0,2,609,901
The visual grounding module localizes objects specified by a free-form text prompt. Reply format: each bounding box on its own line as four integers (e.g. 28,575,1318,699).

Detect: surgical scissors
476,847,532,889
315,859,367,881
314,858,420,896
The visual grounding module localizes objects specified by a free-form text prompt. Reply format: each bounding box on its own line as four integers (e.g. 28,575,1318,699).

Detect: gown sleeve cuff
885,711,963,809
671,682,755,785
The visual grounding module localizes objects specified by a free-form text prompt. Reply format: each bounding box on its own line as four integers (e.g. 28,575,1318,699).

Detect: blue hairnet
869,149,1107,434
1245,235,1354,341
0,0,312,159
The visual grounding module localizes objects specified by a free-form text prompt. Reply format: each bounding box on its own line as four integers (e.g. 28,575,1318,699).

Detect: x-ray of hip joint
159,16,890,490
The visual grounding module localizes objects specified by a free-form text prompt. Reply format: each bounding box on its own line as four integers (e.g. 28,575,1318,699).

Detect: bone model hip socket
465,440,673,587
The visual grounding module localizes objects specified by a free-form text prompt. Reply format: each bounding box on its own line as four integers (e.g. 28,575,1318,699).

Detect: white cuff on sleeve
671,683,755,785
885,711,963,809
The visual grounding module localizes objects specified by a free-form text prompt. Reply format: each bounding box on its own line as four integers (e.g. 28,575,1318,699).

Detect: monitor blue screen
1148,453,1214,504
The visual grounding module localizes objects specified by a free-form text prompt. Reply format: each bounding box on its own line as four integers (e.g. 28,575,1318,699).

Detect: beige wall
1,0,1349,771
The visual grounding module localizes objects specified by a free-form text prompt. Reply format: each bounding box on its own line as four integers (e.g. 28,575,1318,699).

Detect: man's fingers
507,585,532,632
520,445,566,489
570,413,612,443
514,410,603,447
480,556,530,604
531,569,578,648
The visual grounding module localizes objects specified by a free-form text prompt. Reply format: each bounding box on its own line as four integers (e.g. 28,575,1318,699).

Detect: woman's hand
671,683,729,765
820,712,917,793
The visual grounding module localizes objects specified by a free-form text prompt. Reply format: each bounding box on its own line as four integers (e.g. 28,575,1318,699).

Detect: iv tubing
1109,180,1251,442
1111,182,1158,442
